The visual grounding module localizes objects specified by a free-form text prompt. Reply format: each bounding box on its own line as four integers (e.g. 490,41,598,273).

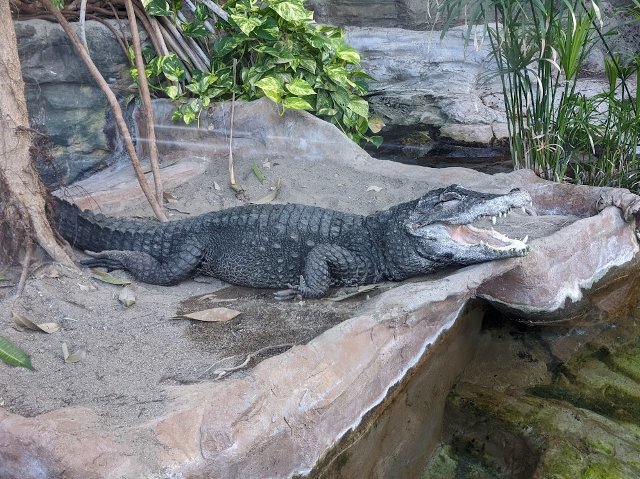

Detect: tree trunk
0,1,75,268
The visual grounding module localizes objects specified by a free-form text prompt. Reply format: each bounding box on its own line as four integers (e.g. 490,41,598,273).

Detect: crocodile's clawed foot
597,191,640,222
80,250,122,271
273,288,300,301
274,277,308,300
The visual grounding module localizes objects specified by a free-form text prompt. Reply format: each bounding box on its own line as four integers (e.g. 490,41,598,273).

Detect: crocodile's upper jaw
405,185,532,262
435,223,528,257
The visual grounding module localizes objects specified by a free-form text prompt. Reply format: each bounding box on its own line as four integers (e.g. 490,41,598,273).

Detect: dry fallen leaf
327,282,397,302
163,191,179,204
62,342,86,363
366,185,383,192
368,115,386,134
37,267,60,279
118,286,136,308
78,283,94,292
13,313,61,334
47,268,61,278
91,270,132,286
176,307,241,322
250,179,282,205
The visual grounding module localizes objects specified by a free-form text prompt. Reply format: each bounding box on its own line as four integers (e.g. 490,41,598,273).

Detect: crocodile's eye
438,191,463,205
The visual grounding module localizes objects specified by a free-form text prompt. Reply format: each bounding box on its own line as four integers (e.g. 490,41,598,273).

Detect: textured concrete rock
4,99,639,477
345,26,508,146
15,19,130,186
308,0,433,29
344,26,624,151
478,206,639,320
424,278,640,478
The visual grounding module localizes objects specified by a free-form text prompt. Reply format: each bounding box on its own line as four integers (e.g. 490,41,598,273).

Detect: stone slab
4,99,639,478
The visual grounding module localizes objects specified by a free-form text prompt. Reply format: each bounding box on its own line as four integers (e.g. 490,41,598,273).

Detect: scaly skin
52,185,532,298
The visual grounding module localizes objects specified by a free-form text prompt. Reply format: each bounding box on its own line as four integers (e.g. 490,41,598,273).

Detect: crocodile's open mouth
445,224,528,253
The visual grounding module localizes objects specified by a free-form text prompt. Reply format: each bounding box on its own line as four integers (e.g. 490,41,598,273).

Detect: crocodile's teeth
522,206,526,214
522,235,529,244
491,216,497,225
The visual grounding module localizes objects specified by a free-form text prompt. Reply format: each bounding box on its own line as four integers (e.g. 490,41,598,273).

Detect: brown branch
201,0,228,22
78,0,88,49
176,10,211,66
85,13,128,55
158,16,204,73
229,59,238,190
124,0,163,205
107,2,130,52
38,0,167,221
149,17,169,55
131,2,163,57
12,239,33,307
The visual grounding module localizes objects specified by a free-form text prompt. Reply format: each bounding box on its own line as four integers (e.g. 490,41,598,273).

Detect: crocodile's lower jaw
445,224,529,255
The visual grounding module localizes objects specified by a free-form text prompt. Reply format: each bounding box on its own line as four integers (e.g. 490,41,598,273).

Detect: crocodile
51,185,532,298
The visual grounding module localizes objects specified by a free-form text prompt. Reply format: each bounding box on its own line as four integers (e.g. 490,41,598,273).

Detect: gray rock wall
346,26,508,146
307,0,433,30
311,1,637,156
15,19,130,186
15,10,634,184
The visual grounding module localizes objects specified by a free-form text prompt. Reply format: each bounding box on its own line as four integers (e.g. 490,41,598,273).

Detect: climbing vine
137,0,382,146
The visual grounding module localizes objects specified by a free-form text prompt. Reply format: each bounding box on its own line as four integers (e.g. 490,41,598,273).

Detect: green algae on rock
423,314,640,479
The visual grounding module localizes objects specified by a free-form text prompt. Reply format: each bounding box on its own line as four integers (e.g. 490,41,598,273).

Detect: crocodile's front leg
82,243,203,285
278,244,372,299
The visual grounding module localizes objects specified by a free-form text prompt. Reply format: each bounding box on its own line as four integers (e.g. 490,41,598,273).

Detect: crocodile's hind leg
275,244,370,299
81,245,203,285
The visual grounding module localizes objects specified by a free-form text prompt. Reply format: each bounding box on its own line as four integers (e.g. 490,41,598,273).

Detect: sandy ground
0,145,576,429
0,151,443,428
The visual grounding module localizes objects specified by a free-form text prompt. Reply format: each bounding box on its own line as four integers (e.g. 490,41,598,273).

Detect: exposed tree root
38,0,168,221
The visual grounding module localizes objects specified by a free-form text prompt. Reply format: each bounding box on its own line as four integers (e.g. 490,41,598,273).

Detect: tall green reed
439,0,639,190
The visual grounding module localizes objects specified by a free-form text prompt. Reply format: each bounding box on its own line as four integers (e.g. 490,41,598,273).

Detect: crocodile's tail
50,196,157,253
50,196,105,252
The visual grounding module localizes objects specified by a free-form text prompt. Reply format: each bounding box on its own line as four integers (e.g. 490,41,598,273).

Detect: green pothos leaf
367,135,384,148
283,96,314,111
0,335,35,371
230,13,264,36
194,3,209,21
180,20,209,38
165,85,180,100
255,76,284,103
269,1,313,24
285,78,316,96
347,97,369,118
335,45,361,64
142,0,172,16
